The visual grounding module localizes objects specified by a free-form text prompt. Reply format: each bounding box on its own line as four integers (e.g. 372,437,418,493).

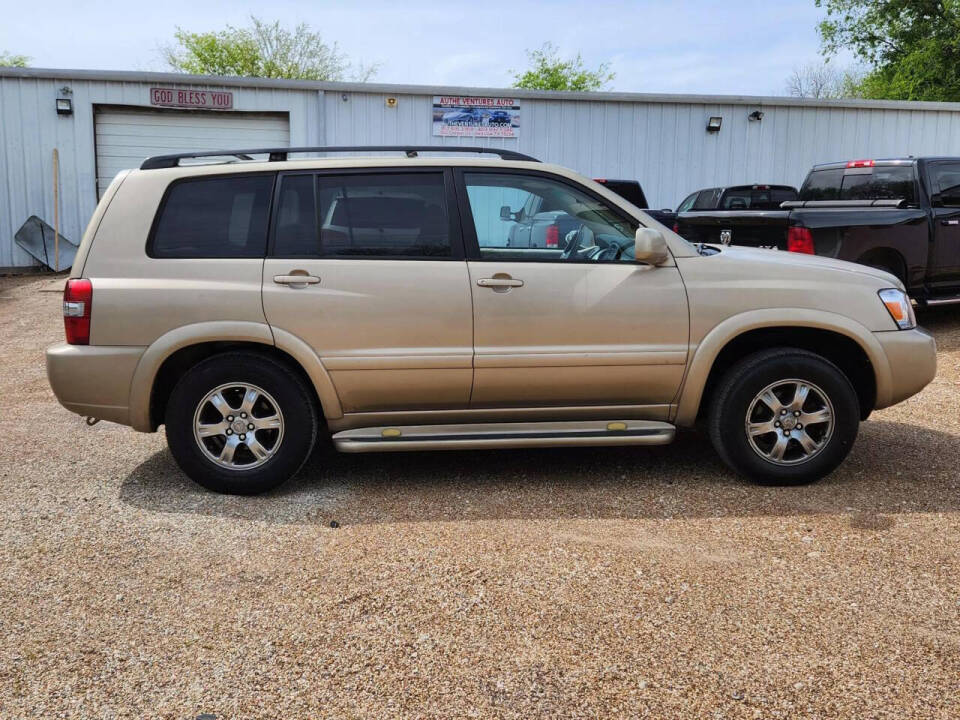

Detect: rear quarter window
149,174,274,258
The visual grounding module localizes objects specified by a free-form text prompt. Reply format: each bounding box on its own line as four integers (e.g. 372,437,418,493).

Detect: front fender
673,308,892,427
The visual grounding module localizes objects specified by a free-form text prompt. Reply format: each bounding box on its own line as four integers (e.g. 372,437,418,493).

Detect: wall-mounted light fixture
385,96,398,108
748,110,764,121
706,116,722,133
55,97,73,115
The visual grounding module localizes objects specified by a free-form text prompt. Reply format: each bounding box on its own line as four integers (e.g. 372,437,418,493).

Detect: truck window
929,163,960,206
677,192,698,212
770,188,798,206
692,189,721,210
800,167,916,203
595,180,648,208
721,190,751,209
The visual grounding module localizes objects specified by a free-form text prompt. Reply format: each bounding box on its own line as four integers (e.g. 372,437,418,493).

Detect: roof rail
140,145,539,169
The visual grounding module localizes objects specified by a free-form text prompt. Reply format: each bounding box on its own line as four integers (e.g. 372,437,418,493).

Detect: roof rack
140,145,539,170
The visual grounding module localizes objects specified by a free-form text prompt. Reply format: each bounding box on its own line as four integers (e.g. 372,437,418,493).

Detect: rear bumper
45,343,145,426
873,327,937,409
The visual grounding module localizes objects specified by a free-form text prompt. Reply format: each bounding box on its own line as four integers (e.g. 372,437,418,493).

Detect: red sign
149,87,233,110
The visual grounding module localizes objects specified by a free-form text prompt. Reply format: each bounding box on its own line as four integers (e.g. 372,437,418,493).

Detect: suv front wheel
165,352,318,494
708,348,860,485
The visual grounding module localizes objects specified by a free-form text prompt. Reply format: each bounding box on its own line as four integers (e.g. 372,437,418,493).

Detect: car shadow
916,305,960,351
119,419,960,527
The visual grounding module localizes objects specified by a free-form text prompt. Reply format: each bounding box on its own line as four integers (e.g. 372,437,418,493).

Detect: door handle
273,274,320,286
477,277,524,288
941,219,960,226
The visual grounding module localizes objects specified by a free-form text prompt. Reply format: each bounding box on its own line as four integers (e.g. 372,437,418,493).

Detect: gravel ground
1,273,958,719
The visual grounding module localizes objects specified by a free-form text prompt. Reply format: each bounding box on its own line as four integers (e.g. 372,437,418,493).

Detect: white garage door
94,106,290,197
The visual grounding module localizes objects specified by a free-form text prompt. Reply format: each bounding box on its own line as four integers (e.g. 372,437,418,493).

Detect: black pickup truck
676,157,960,305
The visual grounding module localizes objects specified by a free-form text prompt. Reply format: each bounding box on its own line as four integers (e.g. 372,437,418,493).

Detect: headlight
878,288,916,330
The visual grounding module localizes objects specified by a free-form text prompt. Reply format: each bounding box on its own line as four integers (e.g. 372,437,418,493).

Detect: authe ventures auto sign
432,96,519,138
150,87,234,110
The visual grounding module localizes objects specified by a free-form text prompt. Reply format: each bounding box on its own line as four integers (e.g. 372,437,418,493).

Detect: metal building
5,65,960,270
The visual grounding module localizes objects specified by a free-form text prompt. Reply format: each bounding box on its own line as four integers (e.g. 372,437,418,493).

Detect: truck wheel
707,349,860,485
165,352,318,495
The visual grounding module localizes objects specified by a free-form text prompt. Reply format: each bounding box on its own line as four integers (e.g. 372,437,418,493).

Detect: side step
332,420,676,453
923,294,960,307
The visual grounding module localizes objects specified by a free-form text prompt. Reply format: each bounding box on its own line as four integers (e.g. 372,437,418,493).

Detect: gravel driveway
1,274,958,719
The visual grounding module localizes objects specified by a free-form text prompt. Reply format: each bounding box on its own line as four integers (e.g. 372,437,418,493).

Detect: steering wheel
588,242,622,263
560,224,595,261
606,241,624,261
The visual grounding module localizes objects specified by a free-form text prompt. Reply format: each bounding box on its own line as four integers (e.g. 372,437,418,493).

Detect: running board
923,294,960,307
332,420,676,453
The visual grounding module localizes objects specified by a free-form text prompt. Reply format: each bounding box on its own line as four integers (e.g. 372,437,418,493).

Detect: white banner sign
432,96,520,138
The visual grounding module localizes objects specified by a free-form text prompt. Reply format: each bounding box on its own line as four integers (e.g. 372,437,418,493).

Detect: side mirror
635,227,670,265
499,205,514,220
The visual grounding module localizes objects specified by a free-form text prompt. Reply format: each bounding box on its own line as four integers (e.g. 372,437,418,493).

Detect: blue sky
0,0,846,95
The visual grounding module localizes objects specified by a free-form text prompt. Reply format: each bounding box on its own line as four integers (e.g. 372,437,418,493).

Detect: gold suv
46,146,937,494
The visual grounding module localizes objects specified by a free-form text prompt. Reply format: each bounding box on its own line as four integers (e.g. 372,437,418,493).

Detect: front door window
463,172,638,262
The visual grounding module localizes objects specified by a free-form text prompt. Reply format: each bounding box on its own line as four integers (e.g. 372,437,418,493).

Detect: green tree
512,42,614,91
163,17,376,81
817,0,960,101
0,51,30,67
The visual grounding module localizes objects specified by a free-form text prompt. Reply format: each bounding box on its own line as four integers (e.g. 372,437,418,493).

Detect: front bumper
873,327,937,409
45,343,145,426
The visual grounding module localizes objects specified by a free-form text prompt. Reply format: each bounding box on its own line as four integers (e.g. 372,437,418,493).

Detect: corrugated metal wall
6,68,960,268
0,75,320,268
325,90,960,210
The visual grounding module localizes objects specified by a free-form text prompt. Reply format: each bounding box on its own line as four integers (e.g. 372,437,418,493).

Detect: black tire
165,352,318,495
707,348,860,486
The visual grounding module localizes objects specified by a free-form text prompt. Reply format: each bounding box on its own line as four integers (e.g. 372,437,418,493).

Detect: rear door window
273,174,318,256
271,172,453,258
318,173,451,257
150,174,274,258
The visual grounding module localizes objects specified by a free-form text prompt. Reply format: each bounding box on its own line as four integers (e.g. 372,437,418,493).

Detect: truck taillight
545,224,559,247
63,278,92,345
673,223,680,234
846,159,875,168
787,227,815,255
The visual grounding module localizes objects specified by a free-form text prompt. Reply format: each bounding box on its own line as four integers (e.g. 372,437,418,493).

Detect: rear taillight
846,159,875,168
63,278,92,345
787,227,815,254
545,224,559,248
672,223,680,234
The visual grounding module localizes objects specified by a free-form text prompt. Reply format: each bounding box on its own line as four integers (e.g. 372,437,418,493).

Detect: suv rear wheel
165,352,318,494
708,349,860,485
